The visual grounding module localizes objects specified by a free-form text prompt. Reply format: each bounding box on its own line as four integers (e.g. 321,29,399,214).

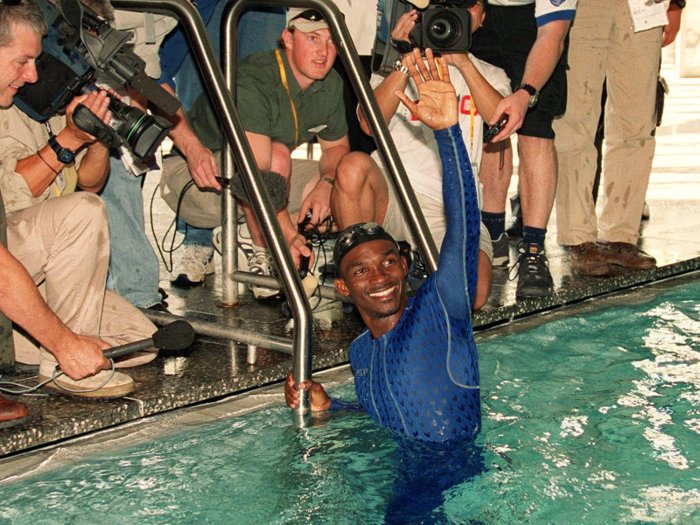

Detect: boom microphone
104,320,195,360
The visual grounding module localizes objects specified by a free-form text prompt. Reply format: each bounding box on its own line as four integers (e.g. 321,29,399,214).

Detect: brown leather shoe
0,395,31,429
598,242,657,270
569,243,610,276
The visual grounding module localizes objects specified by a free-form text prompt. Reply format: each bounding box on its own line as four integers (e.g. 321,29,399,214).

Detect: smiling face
0,22,41,109
282,27,337,91
335,239,409,337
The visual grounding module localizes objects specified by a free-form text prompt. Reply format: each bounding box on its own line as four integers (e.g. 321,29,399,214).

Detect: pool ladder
112,0,438,418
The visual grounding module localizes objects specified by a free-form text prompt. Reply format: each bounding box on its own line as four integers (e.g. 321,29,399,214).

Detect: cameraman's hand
442,52,471,70
63,89,112,150
391,9,418,43
286,232,314,270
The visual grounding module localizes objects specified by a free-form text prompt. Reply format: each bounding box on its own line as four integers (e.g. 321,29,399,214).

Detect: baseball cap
333,223,400,276
287,8,328,32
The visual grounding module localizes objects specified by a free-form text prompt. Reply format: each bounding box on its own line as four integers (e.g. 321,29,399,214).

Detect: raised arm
396,49,479,319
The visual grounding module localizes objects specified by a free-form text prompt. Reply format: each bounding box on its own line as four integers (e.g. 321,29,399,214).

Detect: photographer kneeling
0,0,156,399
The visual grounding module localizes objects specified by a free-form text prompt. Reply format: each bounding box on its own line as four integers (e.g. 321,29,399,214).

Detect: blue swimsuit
332,124,481,443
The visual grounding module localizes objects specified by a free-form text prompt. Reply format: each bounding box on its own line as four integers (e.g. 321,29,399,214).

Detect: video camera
372,0,474,74
14,0,179,162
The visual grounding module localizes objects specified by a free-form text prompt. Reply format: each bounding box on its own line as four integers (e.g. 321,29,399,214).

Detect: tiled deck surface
0,73,698,460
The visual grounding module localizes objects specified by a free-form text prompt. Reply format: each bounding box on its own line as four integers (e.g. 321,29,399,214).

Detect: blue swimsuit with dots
331,124,481,443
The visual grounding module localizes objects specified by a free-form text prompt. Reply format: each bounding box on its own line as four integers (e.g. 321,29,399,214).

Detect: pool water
3,282,700,524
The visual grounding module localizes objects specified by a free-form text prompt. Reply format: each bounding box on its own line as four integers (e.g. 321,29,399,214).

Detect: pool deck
1,73,699,460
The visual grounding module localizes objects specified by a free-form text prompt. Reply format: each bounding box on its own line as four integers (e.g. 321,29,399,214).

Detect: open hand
395,48,458,131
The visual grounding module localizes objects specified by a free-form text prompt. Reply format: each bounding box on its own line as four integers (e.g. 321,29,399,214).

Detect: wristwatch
48,134,76,164
517,83,539,108
393,59,410,76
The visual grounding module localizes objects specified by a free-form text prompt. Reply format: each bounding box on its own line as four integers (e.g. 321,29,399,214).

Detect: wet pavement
0,71,699,459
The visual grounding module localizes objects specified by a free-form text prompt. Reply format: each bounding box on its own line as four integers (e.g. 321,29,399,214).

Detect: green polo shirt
188,49,348,153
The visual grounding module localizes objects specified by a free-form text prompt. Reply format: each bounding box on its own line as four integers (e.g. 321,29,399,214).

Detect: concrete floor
0,71,699,459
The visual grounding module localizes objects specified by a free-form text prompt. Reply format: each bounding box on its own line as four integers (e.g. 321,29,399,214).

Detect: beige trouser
160,153,320,229
553,0,662,245
6,193,155,365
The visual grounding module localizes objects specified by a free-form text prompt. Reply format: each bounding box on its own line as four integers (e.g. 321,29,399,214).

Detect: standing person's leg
101,155,163,309
480,140,513,267
598,4,661,271
552,0,612,276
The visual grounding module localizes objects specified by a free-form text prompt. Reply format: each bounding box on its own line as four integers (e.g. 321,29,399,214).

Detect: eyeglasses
0,0,23,6
291,9,324,22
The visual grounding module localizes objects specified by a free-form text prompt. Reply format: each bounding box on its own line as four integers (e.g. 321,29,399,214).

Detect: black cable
149,177,196,272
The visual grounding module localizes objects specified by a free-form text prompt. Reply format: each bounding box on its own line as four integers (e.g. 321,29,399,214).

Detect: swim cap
333,222,400,276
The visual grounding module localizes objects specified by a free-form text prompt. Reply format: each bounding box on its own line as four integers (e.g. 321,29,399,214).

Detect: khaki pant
160,153,319,228
554,0,662,245
6,193,155,365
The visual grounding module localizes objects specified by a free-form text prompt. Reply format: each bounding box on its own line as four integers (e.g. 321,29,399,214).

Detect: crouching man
0,0,156,399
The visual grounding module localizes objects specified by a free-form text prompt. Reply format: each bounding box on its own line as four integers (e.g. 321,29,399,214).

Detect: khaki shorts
159,154,320,229
382,180,493,262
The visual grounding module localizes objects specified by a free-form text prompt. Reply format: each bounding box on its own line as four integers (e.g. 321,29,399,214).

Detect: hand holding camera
63,89,112,150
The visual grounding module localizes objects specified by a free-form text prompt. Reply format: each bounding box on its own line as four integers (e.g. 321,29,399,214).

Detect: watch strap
393,59,410,76
319,177,334,187
48,134,76,164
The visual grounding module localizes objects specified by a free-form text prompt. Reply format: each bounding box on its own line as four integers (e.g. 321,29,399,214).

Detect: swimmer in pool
286,48,481,443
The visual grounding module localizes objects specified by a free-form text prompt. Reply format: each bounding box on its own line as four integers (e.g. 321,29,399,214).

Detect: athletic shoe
247,250,281,300
38,362,135,399
170,245,215,288
492,233,510,268
506,195,523,238
512,242,553,299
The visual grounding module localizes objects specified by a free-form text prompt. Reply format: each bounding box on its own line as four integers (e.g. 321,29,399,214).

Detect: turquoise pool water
3,282,700,524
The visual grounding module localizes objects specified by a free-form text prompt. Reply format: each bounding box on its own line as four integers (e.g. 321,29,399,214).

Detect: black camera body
14,0,178,162
411,2,472,53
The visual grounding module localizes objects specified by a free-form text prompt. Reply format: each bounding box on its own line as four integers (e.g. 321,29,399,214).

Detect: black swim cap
333,222,400,276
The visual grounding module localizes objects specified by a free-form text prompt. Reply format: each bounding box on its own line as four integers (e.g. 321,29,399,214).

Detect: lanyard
275,49,299,149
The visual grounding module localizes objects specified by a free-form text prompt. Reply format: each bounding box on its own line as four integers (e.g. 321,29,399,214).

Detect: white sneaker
38,361,135,399
171,245,215,287
240,247,281,300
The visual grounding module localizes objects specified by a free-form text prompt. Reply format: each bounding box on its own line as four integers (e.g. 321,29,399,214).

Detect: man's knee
270,142,292,179
334,151,375,193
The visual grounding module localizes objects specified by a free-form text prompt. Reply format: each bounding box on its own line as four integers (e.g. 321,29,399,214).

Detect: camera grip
73,104,121,148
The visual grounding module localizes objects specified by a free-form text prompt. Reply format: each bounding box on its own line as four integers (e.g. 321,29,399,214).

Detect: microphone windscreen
230,170,289,211
151,320,195,351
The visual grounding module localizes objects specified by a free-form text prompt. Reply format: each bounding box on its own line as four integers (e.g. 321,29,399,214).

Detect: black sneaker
511,242,553,299
492,233,510,268
506,195,523,239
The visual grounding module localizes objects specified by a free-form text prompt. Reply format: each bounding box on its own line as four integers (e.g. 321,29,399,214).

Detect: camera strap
275,49,299,149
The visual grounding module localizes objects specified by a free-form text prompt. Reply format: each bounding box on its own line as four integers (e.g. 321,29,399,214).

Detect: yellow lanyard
275,49,299,149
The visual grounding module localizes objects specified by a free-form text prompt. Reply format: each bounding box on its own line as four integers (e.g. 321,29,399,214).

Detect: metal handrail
112,0,312,415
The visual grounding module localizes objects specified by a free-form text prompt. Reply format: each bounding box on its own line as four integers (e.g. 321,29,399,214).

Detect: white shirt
488,0,577,26
332,0,378,55
369,55,511,203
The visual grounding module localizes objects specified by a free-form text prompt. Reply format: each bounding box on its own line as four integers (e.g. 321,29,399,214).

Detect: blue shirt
332,124,481,443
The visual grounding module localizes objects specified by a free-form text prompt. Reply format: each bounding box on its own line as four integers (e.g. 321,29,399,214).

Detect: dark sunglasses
291,9,324,22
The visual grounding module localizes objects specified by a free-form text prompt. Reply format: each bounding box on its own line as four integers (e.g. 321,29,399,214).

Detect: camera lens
427,11,462,46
